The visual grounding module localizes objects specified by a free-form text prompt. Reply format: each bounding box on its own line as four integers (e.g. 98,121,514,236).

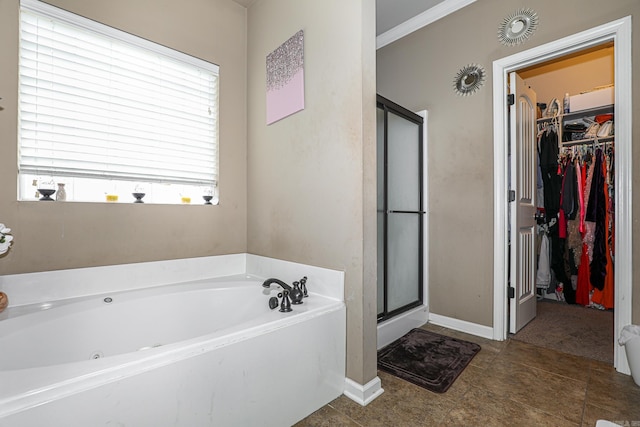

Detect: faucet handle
290,281,304,305
300,276,308,297
278,290,292,312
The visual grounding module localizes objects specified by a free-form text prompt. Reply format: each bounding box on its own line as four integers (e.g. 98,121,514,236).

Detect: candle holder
203,187,214,205
203,187,219,205
132,184,146,203
37,179,56,201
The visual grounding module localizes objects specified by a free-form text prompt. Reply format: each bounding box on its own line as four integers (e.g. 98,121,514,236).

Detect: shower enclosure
376,95,424,325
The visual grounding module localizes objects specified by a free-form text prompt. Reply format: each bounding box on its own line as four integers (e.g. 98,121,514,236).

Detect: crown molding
376,0,476,49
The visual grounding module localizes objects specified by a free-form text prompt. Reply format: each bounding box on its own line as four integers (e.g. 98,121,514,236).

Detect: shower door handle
388,210,426,214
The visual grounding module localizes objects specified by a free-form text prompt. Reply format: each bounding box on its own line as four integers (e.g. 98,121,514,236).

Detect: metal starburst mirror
453,64,486,96
498,8,539,46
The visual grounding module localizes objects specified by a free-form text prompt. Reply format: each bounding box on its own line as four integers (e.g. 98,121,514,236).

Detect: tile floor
295,323,640,427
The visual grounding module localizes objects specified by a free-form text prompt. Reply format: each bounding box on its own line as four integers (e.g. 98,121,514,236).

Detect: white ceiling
376,0,446,35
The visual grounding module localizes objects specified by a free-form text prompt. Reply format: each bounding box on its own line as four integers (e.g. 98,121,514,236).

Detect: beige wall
519,45,614,109
246,0,378,384
0,0,248,274
377,0,640,325
0,0,379,389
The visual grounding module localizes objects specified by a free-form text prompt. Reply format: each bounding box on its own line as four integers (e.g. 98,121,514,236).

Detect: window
18,0,219,204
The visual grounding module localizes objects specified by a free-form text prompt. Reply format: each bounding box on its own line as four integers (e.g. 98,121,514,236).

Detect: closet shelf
537,104,614,124
539,104,614,149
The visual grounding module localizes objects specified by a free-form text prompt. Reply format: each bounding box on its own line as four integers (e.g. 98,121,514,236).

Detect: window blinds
19,0,219,187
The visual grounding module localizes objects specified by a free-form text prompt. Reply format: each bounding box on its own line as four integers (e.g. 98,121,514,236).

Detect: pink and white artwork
266,30,304,125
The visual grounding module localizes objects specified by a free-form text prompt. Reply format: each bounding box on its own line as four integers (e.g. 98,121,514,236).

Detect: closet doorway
510,47,615,364
492,17,633,375
376,95,429,349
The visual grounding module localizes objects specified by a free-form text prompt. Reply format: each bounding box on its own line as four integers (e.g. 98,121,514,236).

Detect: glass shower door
377,95,423,322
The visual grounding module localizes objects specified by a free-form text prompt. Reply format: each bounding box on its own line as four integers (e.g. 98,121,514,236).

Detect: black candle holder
38,188,56,201
132,192,146,203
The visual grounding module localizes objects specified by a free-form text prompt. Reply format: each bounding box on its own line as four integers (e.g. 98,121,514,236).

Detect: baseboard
428,313,494,340
343,377,384,406
377,305,428,349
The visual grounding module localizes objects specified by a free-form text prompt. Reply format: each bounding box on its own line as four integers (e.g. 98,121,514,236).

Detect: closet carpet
512,299,614,364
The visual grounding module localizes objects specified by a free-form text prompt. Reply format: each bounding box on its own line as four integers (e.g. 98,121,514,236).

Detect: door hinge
507,94,515,106
508,286,515,299
508,190,516,202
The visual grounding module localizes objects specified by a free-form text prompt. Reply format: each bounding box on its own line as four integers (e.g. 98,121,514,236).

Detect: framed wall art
266,29,305,125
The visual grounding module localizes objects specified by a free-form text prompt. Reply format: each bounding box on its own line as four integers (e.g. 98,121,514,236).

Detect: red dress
576,243,591,306
591,158,614,309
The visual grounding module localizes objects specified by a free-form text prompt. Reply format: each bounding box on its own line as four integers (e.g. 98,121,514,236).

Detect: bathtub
0,274,346,426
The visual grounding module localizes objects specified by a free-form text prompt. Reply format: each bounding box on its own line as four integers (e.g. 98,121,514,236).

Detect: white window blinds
19,0,219,192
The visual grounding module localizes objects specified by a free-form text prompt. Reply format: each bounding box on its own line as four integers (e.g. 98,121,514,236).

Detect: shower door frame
377,94,425,324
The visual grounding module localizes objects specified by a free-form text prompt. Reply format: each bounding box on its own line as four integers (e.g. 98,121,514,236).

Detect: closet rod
561,137,614,148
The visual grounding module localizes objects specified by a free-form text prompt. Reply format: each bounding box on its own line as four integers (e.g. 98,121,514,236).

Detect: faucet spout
262,278,292,292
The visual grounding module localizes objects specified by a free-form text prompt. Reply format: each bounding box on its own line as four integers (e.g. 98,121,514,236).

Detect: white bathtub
0,274,346,426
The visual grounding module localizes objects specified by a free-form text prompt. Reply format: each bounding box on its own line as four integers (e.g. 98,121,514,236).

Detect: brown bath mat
377,328,481,393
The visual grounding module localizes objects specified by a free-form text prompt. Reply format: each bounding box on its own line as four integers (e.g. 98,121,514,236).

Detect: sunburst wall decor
498,8,539,46
453,64,485,96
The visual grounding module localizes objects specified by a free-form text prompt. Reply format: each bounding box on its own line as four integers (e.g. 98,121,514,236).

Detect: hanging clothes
576,243,591,305
583,156,597,263
537,152,545,209
536,233,551,288
539,128,574,302
558,165,568,239
578,160,586,233
538,129,561,216
558,155,578,303
566,158,583,268
562,159,578,220
566,219,582,267
575,152,591,306
586,149,607,291
558,157,578,239
591,151,614,309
